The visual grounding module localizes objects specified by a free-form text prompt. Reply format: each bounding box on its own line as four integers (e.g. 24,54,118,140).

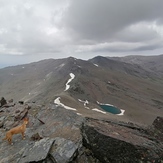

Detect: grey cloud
0,0,68,56
133,43,163,52
63,0,163,41
114,24,160,43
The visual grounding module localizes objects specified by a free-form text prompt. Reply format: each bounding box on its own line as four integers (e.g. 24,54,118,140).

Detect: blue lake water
99,104,121,114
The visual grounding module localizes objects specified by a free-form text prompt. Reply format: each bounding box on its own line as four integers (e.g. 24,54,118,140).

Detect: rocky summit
0,101,162,163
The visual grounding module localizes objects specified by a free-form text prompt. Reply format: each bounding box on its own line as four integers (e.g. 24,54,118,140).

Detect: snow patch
46,72,52,78
94,64,99,67
77,113,82,115
64,73,75,91
78,99,90,109
85,106,90,109
54,97,77,111
117,109,125,116
92,108,106,114
59,63,65,68
97,101,114,106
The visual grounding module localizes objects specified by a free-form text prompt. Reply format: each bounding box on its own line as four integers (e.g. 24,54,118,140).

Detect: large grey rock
81,118,163,163
19,138,55,163
50,137,79,163
36,105,83,142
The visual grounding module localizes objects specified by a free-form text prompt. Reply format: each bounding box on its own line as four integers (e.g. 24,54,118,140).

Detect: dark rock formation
18,101,24,105
0,97,7,107
30,132,43,141
81,118,163,163
152,116,163,133
147,116,163,142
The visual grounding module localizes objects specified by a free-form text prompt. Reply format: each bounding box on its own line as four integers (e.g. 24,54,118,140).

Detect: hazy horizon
1,53,163,69
0,0,163,68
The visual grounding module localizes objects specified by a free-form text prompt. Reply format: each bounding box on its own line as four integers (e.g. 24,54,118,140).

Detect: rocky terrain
0,55,163,162
0,101,162,163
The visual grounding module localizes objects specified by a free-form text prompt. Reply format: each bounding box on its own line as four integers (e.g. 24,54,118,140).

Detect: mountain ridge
110,54,163,77
0,55,163,125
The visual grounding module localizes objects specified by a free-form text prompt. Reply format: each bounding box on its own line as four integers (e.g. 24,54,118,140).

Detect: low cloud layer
0,0,163,67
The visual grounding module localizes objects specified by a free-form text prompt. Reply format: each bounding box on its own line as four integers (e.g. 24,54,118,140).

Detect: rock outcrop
81,118,163,163
147,116,163,142
152,116,163,133
50,137,79,163
19,138,55,163
0,97,7,107
0,102,83,162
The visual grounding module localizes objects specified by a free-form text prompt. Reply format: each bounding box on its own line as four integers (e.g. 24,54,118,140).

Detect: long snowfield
54,97,77,111
64,73,75,91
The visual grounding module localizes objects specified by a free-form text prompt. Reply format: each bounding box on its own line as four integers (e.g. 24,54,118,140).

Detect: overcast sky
0,0,163,67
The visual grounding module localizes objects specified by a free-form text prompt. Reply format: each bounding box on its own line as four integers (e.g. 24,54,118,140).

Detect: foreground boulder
81,118,163,163
50,137,79,163
0,102,84,163
19,138,55,163
151,116,163,141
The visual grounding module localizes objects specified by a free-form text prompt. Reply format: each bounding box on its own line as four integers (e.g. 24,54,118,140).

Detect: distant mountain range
0,55,163,125
110,54,163,77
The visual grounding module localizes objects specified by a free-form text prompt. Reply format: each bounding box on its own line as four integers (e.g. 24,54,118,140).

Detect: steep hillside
0,56,163,125
0,58,64,103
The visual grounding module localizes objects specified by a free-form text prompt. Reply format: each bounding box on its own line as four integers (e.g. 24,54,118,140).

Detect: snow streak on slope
64,73,75,91
77,113,82,115
97,101,114,106
94,64,99,67
54,97,77,111
92,108,106,114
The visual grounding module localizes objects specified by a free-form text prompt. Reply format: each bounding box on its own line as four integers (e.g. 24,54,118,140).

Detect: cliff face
0,102,162,163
